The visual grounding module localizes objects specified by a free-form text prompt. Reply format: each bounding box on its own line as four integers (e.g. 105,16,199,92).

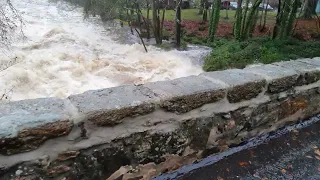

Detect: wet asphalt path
155,114,320,180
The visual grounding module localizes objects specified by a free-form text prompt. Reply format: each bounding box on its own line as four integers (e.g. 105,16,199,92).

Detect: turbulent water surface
0,0,210,101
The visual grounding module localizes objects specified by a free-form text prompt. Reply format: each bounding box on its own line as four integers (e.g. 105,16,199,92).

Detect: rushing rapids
0,0,210,101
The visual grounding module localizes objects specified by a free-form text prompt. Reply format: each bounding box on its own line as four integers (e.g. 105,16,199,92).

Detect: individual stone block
200,69,267,103
245,64,299,93
68,85,157,126
144,76,226,113
299,58,320,66
0,98,74,155
274,60,320,85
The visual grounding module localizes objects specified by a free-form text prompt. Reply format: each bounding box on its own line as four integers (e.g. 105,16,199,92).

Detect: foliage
203,37,320,71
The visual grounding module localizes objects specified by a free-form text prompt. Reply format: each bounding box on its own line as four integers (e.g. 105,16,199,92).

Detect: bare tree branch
0,0,24,49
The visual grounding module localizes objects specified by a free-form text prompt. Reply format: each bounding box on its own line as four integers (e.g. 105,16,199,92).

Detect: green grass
141,9,277,23
203,37,320,71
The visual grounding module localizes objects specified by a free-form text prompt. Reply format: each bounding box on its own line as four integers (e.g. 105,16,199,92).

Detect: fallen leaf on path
281,169,287,173
238,162,249,166
314,149,320,156
292,129,299,134
315,155,320,160
292,136,297,140
217,176,224,180
306,155,313,159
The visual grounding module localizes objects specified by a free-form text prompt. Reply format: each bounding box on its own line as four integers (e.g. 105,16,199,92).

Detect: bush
198,25,206,31
203,37,320,71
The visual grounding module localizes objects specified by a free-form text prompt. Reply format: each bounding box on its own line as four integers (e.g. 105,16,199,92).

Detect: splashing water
0,0,210,101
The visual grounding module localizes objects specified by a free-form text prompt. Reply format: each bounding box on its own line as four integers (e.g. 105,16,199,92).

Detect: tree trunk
134,28,148,52
146,0,151,39
234,0,243,39
262,0,269,29
153,0,162,44
240,0,250,39
273,0,282,39
202,0,209,21
203,8,208,21
161,8,166,40
279,0,291,38
244,0,263,39
176,0,182,47
302,0,317,19
126,0,134,35
199,0,204,14
259,0,265,27
285,0,299,36
209,0,221,41
136,3,142,32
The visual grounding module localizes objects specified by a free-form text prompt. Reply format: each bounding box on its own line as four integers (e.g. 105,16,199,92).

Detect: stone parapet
0,58,319,180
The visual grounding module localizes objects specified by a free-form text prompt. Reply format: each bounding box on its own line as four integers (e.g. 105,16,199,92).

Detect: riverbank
138,10,320,72
161,18,320,72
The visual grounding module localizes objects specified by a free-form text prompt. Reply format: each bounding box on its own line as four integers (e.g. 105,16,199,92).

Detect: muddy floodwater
0,0,211,101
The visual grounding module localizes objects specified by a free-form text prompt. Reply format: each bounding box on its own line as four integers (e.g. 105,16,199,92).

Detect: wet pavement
155,114,320,180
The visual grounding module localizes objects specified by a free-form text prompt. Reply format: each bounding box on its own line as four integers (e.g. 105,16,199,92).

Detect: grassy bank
141,9,277,23
203,38,320,71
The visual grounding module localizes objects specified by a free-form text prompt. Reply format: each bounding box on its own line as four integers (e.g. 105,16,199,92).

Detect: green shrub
203,37,320,71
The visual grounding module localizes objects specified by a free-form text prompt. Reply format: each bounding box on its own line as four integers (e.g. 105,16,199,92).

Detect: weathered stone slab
245,64,299,93
274,60,320,85
298,58,320,66
68,85,157,126
144,76,226,113
0,98,74,155
200,69,267,103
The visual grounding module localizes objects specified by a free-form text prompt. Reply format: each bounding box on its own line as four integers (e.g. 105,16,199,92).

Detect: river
0,0,210,101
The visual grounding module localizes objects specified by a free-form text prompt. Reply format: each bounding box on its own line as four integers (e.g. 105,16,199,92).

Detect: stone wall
1,58,320,180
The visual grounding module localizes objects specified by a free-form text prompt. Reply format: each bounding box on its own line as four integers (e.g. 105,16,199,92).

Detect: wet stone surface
1,59,320,180
144,76,226,113
158,115,320,180
274,60,320,85
200,69,267,103
0,98,74,155
245,64,299,93
68,85,157,126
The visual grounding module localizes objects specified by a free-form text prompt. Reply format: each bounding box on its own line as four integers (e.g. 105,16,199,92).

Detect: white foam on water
0,0,207,101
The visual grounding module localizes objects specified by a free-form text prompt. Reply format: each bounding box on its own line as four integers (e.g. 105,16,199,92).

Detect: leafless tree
0,0,23,101
0,0,23,49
